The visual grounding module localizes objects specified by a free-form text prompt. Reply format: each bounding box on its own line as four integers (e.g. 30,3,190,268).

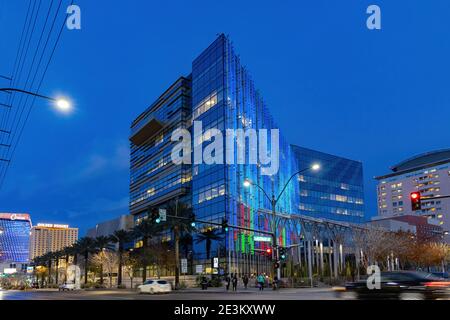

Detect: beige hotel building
376,149,450,242
29,223,78,260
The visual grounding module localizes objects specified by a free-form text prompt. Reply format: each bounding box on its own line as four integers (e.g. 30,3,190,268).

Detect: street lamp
243,163,321,280
0,88,72,114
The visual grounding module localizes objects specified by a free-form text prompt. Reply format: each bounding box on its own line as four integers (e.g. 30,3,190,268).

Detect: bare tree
90,251,119,288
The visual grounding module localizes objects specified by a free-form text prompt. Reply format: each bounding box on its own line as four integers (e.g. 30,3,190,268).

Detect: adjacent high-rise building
375,149,450,242
0,213,32,264
292,146,365,223
86,215,134,239
29,223,78,260
129,35,366,274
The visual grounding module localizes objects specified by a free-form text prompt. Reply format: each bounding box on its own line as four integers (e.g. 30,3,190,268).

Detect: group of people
224,273,275,291
224,273,244,291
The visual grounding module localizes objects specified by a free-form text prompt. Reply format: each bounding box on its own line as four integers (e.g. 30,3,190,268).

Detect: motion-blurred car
431,272,449,279
138,279,172,294
335,271,450,300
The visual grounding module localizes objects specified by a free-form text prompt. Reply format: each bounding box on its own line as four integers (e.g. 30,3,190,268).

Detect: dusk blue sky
1,1,449,236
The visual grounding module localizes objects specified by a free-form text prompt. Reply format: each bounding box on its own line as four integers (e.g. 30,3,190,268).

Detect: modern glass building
130,76,192,221
129,35,365,275
291,146,365,223
0,213,32,264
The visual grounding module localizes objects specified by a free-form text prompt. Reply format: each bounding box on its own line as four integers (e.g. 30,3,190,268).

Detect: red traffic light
411,192,419,200
266,248,272,255
410,192,421,211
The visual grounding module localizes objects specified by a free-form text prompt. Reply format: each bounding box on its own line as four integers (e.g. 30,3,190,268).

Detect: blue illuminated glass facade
130,35,365,274
291,146,365,223
0,215,32,264
130,77,192,220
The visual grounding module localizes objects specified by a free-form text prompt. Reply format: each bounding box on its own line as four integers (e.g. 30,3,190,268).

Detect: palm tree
163,200,195,289
74,237,96,284
52,250,64,285
179,233,193,259
132,217,162,282
32,255,47,287
110,229,133,287
195,228,224,260
41,252,54,285
94,236,114,285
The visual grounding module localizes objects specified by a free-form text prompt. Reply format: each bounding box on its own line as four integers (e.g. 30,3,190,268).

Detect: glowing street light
242,162,322,283
0,88,72,114
55,98,72,114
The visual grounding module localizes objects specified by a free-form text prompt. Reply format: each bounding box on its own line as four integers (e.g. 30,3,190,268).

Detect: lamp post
244,163,321,280
0,88,72,113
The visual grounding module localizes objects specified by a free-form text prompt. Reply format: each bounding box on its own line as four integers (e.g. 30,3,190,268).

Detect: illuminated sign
37,223,69,229
3,268,17,274
0,213,31,221
254,236,272,243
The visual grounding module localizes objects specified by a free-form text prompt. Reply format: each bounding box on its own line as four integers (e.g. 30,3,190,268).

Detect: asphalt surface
0,287,341,300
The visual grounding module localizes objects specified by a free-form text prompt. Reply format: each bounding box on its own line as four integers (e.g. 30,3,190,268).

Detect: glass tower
291,146,365,223
129,35,365,275
0,213,32,264
130,77,192,221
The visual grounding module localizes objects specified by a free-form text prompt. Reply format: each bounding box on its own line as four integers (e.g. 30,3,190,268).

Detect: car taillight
424,281,450,288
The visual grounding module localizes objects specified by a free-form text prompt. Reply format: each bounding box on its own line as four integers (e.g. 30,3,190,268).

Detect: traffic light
221,218,229,232
410,192,421,211
273,262,280,269
279,247,287,260
265,248,273,256
150,208,161,223
190,214,196,228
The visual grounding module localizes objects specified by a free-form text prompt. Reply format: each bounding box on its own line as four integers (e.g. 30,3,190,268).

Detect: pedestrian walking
257,273,265,291
232,274,238,291
225,274,231,291
272,276,278,290
242,274,249,289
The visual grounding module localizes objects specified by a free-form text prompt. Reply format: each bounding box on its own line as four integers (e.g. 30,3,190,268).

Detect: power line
2,0,43,146
3,0,55,157
0,0,34,142
0,0,54,173
0,0,38,149
0,0,72,190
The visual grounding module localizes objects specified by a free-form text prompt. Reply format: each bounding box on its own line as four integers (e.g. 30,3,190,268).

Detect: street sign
159,208,167,222
254,236,272,242
195,265,203,274
181,258,188,274
213,257,219,268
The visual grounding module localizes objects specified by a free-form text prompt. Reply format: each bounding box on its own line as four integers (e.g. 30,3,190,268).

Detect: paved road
0,287,341,300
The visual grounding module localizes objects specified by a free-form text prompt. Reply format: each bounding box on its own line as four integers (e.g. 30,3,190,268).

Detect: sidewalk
177,286,333,294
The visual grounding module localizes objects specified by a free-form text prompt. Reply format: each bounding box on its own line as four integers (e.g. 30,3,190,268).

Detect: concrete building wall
376,150,450,242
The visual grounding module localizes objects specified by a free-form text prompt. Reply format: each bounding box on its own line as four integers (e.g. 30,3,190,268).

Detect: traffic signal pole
423,195,450,200
271,195,281,281
162,213,275,237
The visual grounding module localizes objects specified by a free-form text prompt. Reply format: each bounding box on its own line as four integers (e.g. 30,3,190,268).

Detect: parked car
335,271,450,300
59,283,78,291
138,279,172,294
